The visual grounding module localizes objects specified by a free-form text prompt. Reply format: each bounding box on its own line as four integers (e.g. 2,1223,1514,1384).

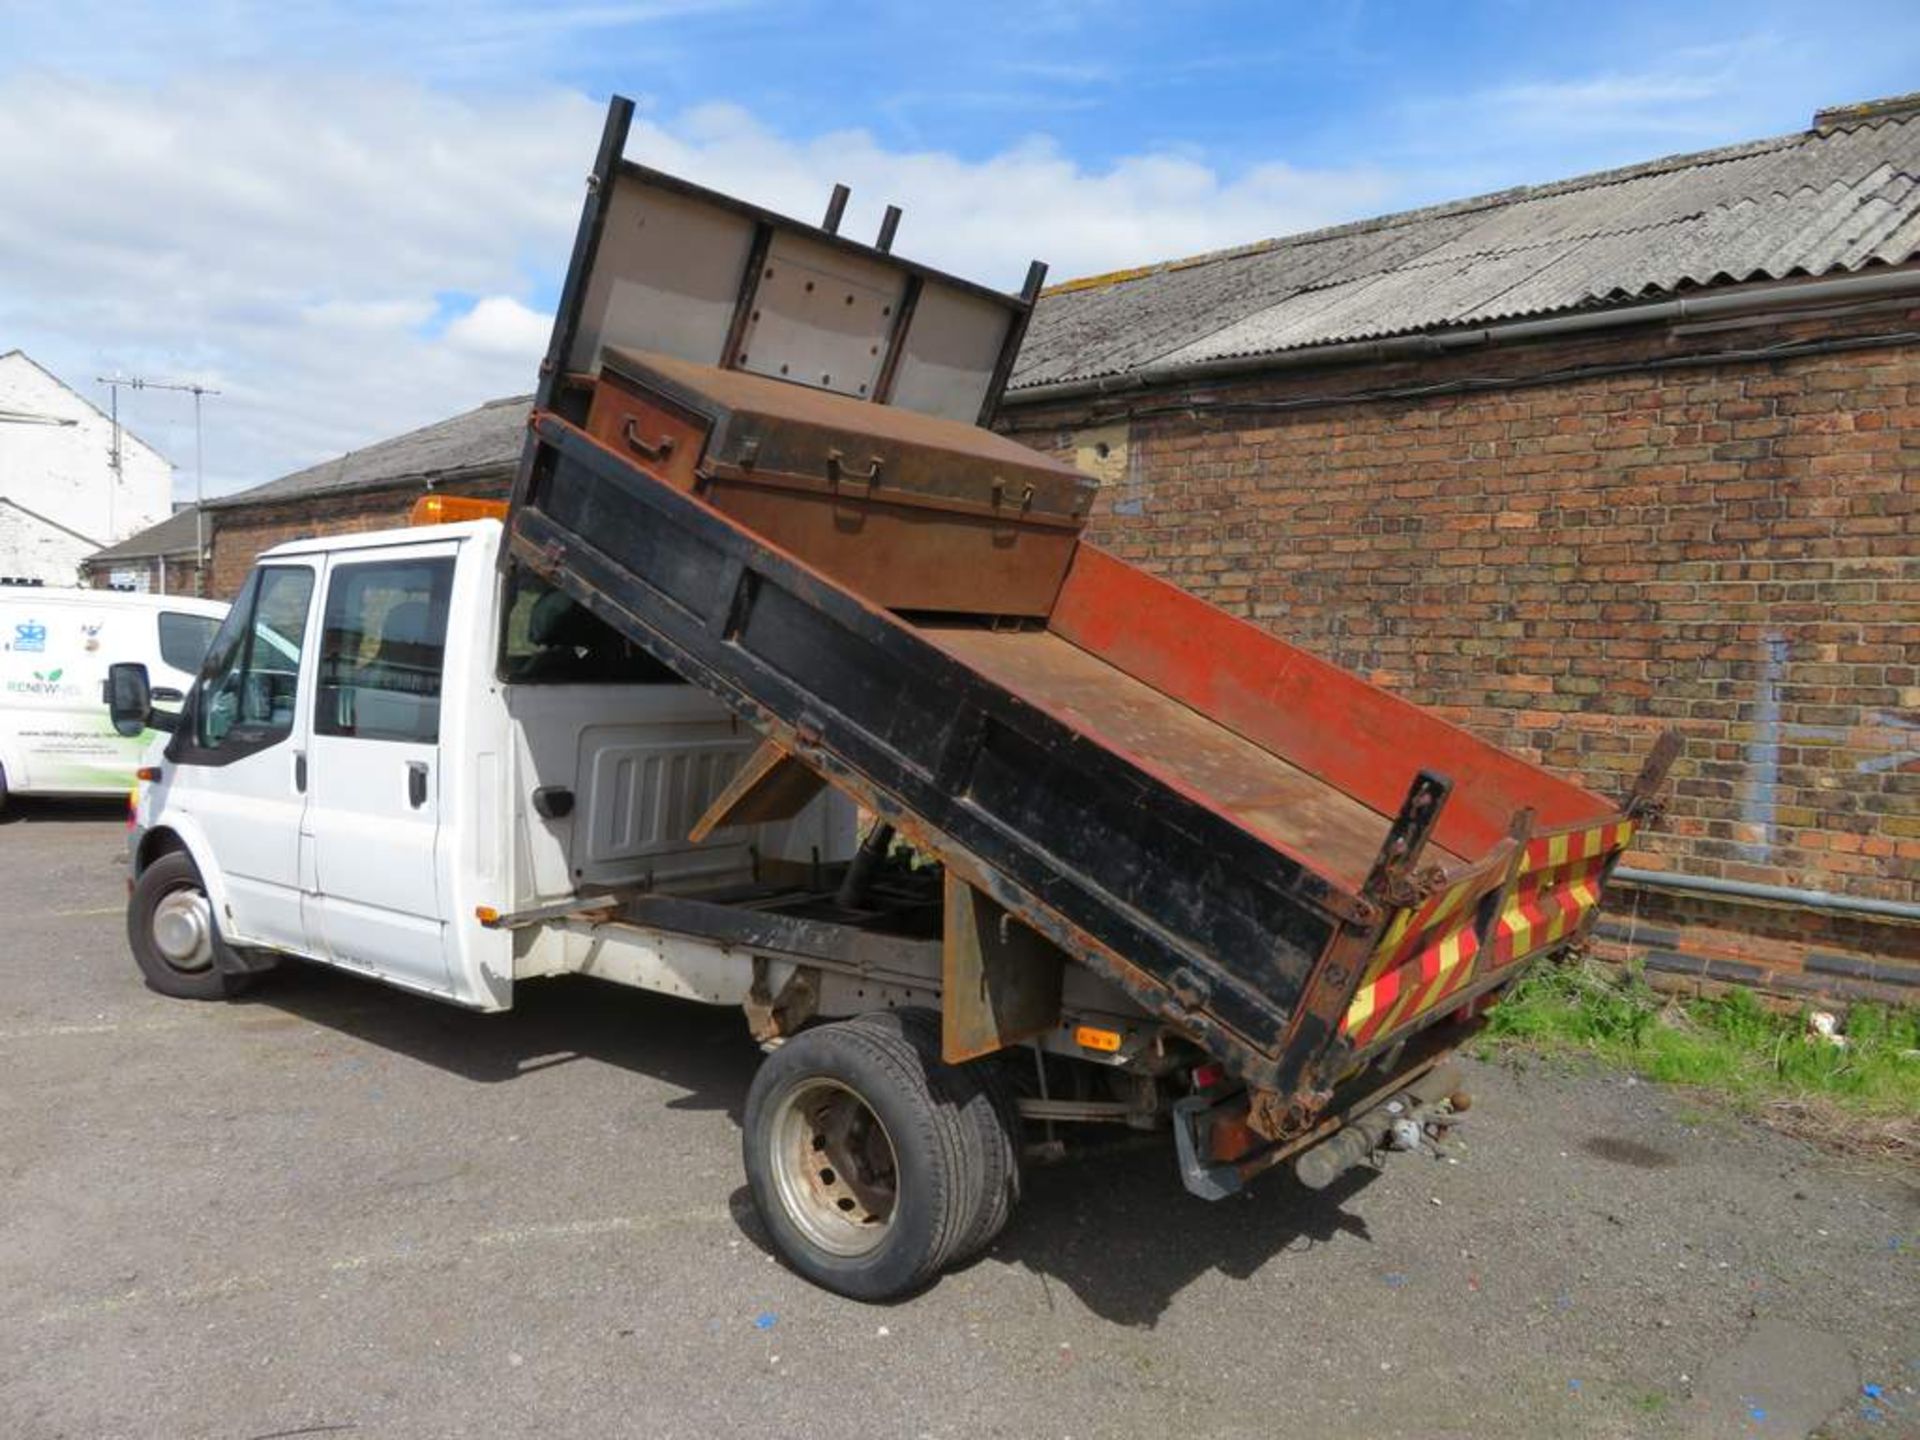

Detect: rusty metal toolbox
584,346,1096,616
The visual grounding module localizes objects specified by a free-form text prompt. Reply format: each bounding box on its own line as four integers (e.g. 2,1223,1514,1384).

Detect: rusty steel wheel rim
768,1077,898,1258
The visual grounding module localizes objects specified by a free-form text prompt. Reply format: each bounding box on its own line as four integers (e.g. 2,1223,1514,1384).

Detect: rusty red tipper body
508,95,1675,1185
947,542,1649,1066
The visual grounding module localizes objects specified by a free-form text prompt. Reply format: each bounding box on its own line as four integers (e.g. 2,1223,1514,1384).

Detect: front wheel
743,1017,984,1301
128,851,244,1000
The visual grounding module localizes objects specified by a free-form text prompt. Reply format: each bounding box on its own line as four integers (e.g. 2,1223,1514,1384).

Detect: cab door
302,543,457,995
167,563,319,953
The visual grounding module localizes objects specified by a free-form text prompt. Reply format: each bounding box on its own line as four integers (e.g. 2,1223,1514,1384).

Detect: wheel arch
133,816,236,932
134,825,188,872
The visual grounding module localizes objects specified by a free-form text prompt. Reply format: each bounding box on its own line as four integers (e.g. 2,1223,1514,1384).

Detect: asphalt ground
0,801,1914,1440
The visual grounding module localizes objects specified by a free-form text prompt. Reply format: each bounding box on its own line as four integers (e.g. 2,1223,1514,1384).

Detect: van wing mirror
107,661,174,736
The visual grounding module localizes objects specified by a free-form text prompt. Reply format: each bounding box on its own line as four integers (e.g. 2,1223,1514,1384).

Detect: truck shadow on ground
971,1151,1376,1328
251,964,1379,1329
246,965,753,1117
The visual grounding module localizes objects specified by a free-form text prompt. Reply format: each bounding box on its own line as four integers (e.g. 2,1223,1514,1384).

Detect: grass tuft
1480,958,1920,1158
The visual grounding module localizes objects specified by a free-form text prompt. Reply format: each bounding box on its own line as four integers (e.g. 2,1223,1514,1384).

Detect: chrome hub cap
151,889,214,972
768,1078,898,1258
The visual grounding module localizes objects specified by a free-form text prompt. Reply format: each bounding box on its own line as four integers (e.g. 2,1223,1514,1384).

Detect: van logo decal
5,673,79,697
11,621,47,653
6,663,78,698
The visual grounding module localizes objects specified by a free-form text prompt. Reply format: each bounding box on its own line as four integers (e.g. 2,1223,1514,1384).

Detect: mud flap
1172,1095,1243,1201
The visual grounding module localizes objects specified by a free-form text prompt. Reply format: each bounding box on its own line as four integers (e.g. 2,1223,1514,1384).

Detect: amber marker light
411,494,510,526
1073,1024,1123,1053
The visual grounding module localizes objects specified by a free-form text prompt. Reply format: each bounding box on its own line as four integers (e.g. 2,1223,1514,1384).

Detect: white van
0,586,228,809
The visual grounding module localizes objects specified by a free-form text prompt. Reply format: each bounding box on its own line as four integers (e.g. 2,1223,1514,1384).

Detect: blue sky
3,0,1917,502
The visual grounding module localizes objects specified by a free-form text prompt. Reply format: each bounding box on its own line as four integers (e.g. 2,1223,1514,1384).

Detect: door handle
407,761,430,809
151,686,185,702
294,751,307,793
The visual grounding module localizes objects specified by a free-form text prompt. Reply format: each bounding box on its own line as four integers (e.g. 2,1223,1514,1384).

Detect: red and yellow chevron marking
1517,818,1635,876
1340,818,1637,1048
1343,924,1481,1047
1357,870,1481,988
1488,818,1635,970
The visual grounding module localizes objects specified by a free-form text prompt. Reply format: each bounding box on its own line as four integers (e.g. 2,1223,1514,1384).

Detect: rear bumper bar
1171,1022,1476,1200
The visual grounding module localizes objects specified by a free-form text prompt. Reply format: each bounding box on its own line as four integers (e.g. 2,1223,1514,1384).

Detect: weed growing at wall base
1481,957,1920,1158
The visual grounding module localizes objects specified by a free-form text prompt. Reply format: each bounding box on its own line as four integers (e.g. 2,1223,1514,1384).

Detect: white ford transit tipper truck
105,98,1670,1301
110,505,1169,1297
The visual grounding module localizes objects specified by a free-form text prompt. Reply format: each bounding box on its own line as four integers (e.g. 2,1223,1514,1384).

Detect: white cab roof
258,518,501,562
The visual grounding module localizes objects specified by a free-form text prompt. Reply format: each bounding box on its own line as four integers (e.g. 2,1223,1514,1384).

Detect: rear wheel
743,1016,981,1301
128,851,244,1000
848,1008,1021,1263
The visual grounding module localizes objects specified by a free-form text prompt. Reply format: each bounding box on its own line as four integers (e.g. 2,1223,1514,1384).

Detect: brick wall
1003,302,1920,990
83,554,207,596
206,472,512,597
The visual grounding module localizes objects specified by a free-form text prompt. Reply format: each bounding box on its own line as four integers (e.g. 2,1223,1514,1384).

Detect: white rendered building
0,351,172,586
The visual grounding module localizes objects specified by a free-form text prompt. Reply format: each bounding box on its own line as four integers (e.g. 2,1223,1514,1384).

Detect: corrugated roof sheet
1008,107,1920,395
208,394,531,509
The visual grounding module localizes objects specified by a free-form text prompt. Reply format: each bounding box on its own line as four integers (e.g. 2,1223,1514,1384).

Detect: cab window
315,558,454,743
498,566,680,684
194,566,314,751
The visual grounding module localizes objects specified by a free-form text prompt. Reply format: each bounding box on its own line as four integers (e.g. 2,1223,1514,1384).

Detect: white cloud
0,71,1392,499
620,104,1391,288
0,73,599,495
1389,36,1802,179
445,297,554,359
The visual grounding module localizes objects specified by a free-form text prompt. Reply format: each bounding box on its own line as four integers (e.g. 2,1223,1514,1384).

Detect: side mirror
107,661,175,736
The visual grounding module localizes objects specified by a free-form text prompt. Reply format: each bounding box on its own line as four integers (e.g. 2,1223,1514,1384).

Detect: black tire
128,851,244,1001
963,1047,1024,1255
743,1016,979,1301
849,1008,1021,1263
0,761,9,814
